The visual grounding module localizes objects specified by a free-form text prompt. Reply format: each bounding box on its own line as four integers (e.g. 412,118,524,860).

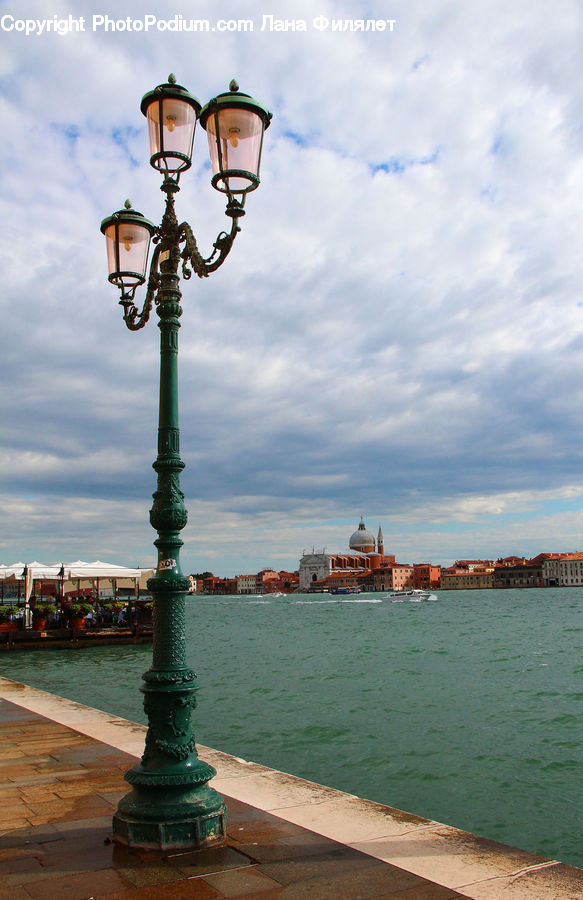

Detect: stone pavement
3,679,583,899
0,697,466,899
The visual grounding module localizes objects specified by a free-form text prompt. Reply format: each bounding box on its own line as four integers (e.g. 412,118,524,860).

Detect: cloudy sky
1,0,583,576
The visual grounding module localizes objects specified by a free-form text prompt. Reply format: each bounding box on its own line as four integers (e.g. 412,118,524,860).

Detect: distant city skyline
2,1,583,575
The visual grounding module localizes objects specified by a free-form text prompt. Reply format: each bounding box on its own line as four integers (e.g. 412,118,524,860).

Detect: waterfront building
496,555,528,568
413,564,441,590
440,568,494,590
236,570,279,594
298,552,333,591
237,573,259,594
298,518,397,591
372,563,414,592
452,559,494,571
256,569,280,593
202,576,238,595
493,553,559,589
543,552,583,587
199,571,297,595
272,571,300,592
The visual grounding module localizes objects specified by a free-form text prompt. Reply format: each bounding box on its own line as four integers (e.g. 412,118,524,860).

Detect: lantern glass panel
146,98,196,170
105,222,151,286
206,107,264,193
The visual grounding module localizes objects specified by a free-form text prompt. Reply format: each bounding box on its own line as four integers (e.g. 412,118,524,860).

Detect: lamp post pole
100,76,271,852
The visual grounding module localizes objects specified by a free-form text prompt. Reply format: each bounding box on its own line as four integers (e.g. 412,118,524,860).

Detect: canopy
65,561,144,579
0,561,147,580
24,562,63,580
0,562,25,578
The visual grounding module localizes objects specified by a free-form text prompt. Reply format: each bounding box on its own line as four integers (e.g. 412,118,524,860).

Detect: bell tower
377,525,384,556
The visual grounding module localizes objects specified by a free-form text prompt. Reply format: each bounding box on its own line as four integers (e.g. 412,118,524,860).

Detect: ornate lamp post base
113,783,225,851
111,576,227,851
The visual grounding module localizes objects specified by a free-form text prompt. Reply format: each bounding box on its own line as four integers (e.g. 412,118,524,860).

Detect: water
1,588,582,867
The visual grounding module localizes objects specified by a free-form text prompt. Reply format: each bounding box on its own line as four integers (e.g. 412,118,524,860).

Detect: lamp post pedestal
112,219,225,851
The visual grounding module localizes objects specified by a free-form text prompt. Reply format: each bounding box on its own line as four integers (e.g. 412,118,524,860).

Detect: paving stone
37,830,116,872
18,786,61,802
0,785,21,797
14,769,80,783
0,763,43,778
112,857,185,888
0,885,32,900
0,852,46,876
233,832,352,864
0,798,30,816
0,824,62,849
54,813,113,834
269,862,428,899
24,798,116,825
204,865,285,896
0,846,44,872
167,845,254,878
271,852,404,891
394,886,464,899
0,749,28,760
22,867,133,898
102,879,222,898
227,817,305,843
0,815,30,829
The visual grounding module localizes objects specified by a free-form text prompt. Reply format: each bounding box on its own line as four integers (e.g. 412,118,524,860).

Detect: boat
382,589,437,602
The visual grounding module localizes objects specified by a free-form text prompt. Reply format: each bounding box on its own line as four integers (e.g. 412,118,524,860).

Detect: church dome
349,518,375,553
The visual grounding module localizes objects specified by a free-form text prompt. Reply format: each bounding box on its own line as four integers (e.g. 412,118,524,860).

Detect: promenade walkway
1,678,583,898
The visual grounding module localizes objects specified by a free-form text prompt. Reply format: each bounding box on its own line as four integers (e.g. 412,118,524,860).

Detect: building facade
372,564,414,592
413,564,441,590
237,573,260,594
543,553,583,586
440,569,493,590
299,518,398,592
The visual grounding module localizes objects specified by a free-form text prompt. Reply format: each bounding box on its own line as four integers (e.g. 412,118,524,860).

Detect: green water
1,588,582,867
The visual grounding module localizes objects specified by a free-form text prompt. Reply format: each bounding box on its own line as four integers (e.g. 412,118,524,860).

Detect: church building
298,518,395,592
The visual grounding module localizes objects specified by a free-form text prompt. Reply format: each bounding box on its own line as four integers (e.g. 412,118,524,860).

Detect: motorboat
382,589,436,602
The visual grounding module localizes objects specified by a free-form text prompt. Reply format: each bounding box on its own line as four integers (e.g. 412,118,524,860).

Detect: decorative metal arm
117,190,245,329
179,214,241,280
119,243,162,331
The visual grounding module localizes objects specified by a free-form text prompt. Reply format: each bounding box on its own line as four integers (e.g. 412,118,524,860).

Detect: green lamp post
100,75,271,852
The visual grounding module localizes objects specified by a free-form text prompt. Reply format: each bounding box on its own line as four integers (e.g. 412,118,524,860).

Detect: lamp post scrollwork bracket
119,243,162,331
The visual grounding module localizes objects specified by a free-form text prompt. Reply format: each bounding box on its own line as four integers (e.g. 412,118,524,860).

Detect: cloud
1,0,583,573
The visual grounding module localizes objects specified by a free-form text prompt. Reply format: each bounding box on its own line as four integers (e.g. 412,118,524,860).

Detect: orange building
372,564,414,592
413,564,441,590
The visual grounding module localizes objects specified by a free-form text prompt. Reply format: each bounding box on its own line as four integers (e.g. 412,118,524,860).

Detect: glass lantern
140,74,201,175
200,81,272,195
100,203,156,289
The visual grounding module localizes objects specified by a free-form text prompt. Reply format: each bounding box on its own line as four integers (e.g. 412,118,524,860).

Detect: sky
1,0,583,576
